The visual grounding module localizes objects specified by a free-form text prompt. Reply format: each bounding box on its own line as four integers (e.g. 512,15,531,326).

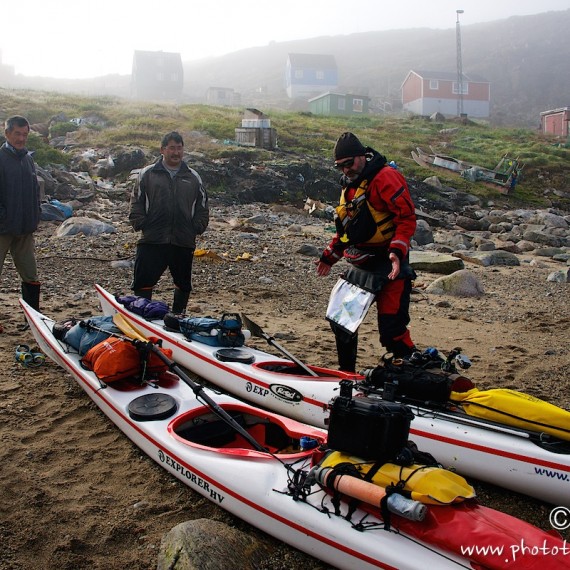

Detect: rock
455,216,484,231
157,519,271,570
111,148,147,174
453,250,521,267
515,240,538,252
484,210,509,224
410,251,465,274
522,230,562,248
533,247,566,258
529,212,568,229
434,230,471,249
423,176,443,189
529,259,548,268
413,219,434,246
296,244,320,257
495,241,521,254
426,269,485,297
547,268,570,283
470,236,495,251
430,112,446,122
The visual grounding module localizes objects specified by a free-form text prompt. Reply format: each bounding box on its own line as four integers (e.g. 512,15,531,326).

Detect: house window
316,70,324,80
295,69,303,78
157,72,164,81
452,82,469,95
429,79,439,90
171,73,178,82
352,98,364,113
338,99,346,111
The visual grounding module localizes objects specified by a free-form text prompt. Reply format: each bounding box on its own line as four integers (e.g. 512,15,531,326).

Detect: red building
540,108,570,137
401,70,490,118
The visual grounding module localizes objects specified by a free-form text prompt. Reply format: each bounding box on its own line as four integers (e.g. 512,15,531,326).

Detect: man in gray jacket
0,116,42,321
129,131,209,314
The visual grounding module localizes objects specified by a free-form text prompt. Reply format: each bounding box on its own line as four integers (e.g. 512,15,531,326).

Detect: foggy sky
1,0,569,80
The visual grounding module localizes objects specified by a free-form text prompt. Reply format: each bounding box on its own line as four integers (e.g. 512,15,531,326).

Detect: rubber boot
21,282,41,311
172,288,190,315
386,330,416,359
334,329,358,373
134,288,152,300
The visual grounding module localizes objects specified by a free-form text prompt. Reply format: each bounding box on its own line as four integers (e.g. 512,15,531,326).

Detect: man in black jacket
0,116,42,319
129,131,209,314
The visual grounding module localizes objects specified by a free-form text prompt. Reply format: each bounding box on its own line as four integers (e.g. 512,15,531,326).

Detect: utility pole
456,9,464,117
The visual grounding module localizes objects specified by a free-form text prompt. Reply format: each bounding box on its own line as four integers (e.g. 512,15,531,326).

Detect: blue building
285,53,338,100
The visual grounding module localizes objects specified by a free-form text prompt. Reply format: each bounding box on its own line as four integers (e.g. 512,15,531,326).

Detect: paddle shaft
241,314,319,377
84,318,268,454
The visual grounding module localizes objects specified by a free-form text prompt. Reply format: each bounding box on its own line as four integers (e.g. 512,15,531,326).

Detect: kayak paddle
241,314,319,377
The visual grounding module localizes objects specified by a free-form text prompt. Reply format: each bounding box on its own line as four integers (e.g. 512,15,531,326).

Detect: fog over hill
181,9,570,126
4,10,569,127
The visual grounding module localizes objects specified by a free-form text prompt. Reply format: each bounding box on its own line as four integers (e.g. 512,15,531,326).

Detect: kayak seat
260,363,313,375
228,422,291,453
175,413,293,452
176,412,246,447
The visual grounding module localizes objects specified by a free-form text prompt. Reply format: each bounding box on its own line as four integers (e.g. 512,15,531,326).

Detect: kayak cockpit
169,404,325,458
253,360,361,380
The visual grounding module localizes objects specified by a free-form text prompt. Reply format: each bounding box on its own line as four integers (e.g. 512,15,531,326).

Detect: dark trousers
132,243,195,293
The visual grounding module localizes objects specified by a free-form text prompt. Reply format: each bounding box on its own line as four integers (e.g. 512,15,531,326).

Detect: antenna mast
456,9,464,117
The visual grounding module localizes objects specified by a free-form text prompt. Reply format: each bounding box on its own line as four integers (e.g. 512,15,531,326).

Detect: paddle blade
113,313,147,342
240,314,268,340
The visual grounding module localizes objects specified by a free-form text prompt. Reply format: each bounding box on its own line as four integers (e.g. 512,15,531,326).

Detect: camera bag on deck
364,361,453,404
168,313,245,348
327,380,414,462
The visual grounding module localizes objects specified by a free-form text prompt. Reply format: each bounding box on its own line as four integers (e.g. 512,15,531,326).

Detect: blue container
300,436,318,451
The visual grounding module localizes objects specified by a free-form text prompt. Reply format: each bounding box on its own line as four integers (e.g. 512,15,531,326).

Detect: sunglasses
334,157,355,170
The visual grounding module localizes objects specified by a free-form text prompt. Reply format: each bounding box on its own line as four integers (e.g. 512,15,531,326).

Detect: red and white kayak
21,298,570,570
96,284,570,507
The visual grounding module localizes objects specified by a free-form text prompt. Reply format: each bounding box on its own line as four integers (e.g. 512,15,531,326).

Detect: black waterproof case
327,380,414,461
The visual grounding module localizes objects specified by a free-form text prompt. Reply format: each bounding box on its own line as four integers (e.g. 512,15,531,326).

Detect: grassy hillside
2,88,569,208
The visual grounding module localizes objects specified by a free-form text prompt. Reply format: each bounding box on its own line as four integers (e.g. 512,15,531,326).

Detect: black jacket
129,158,209,248
0,144,41,235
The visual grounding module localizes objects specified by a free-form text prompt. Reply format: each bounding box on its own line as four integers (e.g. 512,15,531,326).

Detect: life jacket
334,178,396,248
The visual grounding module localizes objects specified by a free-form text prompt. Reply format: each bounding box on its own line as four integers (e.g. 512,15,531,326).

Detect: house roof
408,69,489,83
244,108,267,118
308,91,370,102
132,50,182,69
540,107,570,116
287,53,337,68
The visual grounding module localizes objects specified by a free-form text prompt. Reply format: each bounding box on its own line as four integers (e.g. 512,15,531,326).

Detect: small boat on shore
21,298,570,570
411,146,523,192
96,284,570,507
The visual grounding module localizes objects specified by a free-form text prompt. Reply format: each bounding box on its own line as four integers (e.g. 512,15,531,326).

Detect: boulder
157,519,271,570
413,219,434,246
453,250,521,267
426,269,485,297
410,251,465,274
